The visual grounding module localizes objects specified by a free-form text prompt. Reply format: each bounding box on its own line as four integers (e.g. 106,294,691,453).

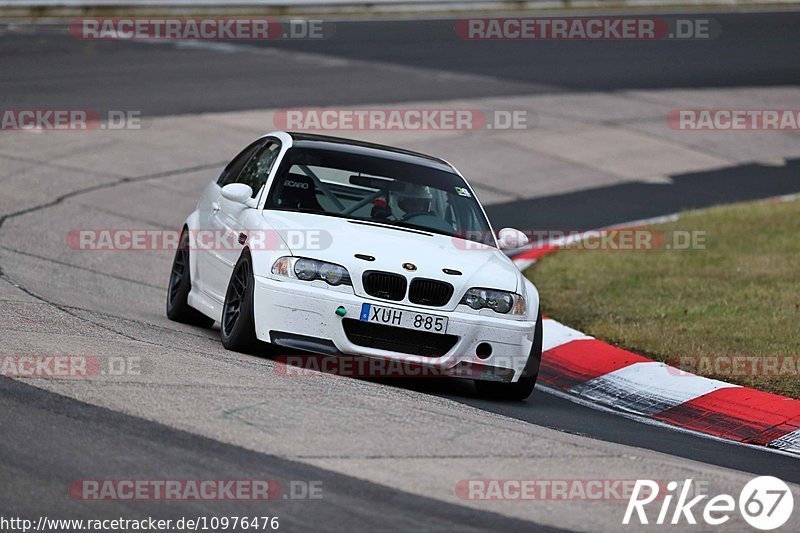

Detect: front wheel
220,251,260,352
474,306,542,401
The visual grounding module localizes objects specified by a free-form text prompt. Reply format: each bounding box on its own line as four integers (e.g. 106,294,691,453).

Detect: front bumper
253,275,536,382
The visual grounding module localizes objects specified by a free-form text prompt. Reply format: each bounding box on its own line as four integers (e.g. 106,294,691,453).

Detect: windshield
264,147,494,245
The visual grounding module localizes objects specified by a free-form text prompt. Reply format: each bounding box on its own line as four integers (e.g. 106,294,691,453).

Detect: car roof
286,132,455,172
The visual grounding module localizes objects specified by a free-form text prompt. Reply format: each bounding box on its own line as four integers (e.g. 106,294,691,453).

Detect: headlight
294,258,318,281
460,288,526,315
271,256,352,286
318,262,348,285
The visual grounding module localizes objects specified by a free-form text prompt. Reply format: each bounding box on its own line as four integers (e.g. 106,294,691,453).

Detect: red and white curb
532,319,800,455
511,198,800,456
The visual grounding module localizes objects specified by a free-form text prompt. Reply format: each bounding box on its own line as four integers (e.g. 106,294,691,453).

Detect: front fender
521,276,540,322
183,210,201,283
239,209,291,279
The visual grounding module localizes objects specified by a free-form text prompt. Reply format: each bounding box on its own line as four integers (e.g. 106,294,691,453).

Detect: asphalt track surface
1,10,800,530
0,377,553,531
2,12,800,115
486,157,800,229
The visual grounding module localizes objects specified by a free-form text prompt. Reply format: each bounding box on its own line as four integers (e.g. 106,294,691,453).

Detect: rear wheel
220,251,260,352
475,306,543,401
166,228,215,328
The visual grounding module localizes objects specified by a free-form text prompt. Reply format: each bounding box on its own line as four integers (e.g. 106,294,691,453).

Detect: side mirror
497,228,529,250
221,183,254,205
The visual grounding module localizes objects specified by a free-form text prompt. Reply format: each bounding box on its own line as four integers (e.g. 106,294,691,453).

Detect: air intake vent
342,319,458,357
362,271,407,301
408,278,454,307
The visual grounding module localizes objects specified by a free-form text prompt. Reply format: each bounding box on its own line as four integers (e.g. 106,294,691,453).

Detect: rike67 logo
624,477,794,530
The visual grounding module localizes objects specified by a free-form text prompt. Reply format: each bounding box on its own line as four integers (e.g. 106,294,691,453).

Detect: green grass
527,197,800,398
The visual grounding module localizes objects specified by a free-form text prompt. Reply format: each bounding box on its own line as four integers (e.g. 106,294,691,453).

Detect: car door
196,139,265,298
203,139,281,301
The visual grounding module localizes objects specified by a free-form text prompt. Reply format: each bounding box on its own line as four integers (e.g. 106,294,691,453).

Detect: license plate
360,303,448,334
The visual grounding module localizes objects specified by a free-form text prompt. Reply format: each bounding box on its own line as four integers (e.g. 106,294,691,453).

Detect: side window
217,140,265,187
236,141,281,198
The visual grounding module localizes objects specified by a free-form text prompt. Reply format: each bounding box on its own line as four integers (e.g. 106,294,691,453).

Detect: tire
475,306,543,401
166,228,215,328
220,251,260,352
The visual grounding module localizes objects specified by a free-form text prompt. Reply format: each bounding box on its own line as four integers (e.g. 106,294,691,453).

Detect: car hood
263,210,520,306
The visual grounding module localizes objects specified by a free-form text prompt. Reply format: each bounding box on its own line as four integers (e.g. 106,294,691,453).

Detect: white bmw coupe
167,131,542,400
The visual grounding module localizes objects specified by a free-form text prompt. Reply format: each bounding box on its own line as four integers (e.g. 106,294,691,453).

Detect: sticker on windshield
455,186,472,198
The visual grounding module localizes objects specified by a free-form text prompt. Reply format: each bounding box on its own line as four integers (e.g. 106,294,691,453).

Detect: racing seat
278,173,323,212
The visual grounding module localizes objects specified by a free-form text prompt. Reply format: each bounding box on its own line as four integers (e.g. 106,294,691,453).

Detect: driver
396,185,434,219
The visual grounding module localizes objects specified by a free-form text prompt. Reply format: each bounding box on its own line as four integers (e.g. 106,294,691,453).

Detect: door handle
211,202,220,213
